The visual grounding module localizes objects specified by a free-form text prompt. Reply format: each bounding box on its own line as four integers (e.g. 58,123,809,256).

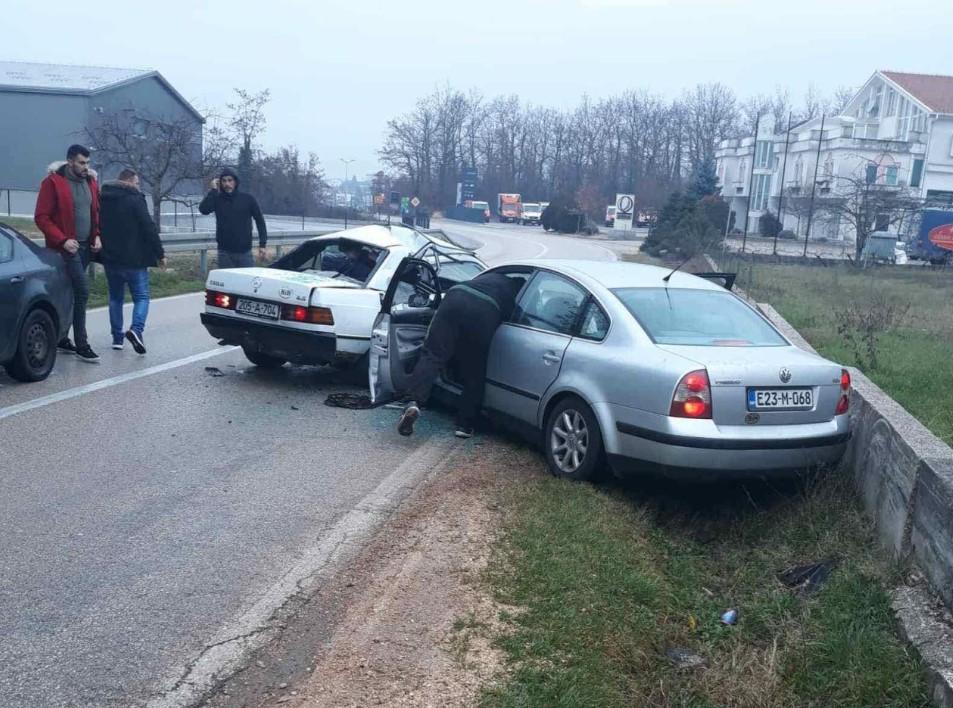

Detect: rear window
613,287,787,347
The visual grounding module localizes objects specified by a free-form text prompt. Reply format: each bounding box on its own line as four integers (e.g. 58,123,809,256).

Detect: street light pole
340,158,355,229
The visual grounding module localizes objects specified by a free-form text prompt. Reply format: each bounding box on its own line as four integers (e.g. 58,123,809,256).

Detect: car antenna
662,254,693,284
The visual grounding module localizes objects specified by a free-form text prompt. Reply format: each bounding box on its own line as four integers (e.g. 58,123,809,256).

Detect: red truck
497,193,521,223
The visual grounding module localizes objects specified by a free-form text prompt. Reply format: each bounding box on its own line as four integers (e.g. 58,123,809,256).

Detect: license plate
747,388,813,410
235,298,279,320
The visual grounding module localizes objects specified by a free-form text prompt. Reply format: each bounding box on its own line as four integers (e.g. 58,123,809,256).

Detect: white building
715,70,953,241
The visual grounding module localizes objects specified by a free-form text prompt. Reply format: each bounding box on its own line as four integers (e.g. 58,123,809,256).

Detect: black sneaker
75,345,100,363
125,330,146,355
454,426,474,439
397,402,420,436
58,338,76,354
111,338,124,350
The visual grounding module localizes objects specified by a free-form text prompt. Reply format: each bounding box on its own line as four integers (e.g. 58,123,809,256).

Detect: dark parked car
0,223,72,381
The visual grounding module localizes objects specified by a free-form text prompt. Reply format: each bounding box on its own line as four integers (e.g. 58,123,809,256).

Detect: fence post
200,249,208,275
6,189,10,216
275,245,283,257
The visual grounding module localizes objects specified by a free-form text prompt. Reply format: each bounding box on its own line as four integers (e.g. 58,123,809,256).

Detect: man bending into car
397,271,522,439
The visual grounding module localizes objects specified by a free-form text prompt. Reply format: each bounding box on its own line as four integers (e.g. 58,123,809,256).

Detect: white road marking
147,435,460,708
88,291,202,313
0,347,236,421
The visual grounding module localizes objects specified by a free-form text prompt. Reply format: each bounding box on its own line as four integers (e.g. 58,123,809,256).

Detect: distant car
201,225,486,369
469,200,491,223
371,260,850,480
605,205,616,227
521,203,543,226
0,223,72,382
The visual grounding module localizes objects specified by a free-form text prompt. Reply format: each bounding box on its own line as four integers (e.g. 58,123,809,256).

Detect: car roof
493,259,728,292
307,224,470,254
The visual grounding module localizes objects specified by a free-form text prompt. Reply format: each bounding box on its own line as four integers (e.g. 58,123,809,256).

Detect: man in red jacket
34,144,103,362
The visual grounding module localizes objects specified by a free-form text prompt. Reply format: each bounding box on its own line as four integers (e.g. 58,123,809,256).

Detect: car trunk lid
207,267,362,308
659,344,843,425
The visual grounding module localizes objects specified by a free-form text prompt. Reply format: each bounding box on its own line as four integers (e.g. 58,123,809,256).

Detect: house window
866,164,878,184
754,141,771,169
911,159,924,188
739,159,747,184
751,173,772,211
885,165,898,186
885,89,897,117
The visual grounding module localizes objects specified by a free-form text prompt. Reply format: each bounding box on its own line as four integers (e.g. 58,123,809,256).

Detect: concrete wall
0,92,89,190
758,303,953,610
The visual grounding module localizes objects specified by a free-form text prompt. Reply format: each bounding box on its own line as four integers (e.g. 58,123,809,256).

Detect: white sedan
200,225,485,368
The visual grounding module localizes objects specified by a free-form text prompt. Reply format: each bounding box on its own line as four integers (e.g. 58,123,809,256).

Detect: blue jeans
104,266,150,342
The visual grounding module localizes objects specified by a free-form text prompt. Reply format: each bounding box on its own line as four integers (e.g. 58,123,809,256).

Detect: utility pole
804,114,826,257
774,112,793,256
340,158,355,229
741,112,761,254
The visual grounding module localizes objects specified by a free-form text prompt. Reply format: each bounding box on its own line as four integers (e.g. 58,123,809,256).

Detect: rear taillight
281,304,334,325
206,290,235,310
836,368,851,415
670,369,712,419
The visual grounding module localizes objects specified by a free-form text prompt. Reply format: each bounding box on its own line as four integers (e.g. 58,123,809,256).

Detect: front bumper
201,312,337,365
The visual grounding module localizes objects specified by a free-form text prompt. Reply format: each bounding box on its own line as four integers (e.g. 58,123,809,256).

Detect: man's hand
91,236,102,253
258,247,267,262
63,239,80,255
210,178,220,191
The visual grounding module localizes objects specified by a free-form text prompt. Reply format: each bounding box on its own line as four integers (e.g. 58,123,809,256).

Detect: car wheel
241,345,286,369
544,396,605,481
5,308,57,382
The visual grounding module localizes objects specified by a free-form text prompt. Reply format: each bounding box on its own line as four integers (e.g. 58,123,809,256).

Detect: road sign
410,196,421,208
400,197,410,214
614,193,635,231
373,193,385,206
390,191,401,206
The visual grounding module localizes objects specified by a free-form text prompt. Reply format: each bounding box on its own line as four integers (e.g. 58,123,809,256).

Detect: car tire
543,396,605,482
241,345,286,369
5,308,57,382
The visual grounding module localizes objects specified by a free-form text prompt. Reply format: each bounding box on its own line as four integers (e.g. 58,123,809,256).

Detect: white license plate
235,298,279,320
748,388,813,410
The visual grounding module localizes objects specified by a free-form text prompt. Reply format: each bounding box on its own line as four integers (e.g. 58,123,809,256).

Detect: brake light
836,368,851,415
670,370,712,419
281,304,334,325
206,290,235,310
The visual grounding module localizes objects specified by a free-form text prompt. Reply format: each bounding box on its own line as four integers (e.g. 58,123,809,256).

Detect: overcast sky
6,0,952,179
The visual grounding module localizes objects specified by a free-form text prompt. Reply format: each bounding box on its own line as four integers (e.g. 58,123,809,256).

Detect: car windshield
613,287,787,347
435,257,483,283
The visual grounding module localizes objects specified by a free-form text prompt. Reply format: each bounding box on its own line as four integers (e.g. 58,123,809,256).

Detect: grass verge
721,258,953,446
1,216,42,237
479,461,928,707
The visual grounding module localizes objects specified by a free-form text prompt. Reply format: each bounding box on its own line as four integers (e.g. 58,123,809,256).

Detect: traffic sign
410,196,421,208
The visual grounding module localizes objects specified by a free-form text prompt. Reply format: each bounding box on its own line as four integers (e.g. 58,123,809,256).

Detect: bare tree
227,88,270,187
87,109,204,230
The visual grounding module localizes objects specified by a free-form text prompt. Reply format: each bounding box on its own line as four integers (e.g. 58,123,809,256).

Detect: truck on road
908,208,953,265
497,193,521,223
520,202,542,225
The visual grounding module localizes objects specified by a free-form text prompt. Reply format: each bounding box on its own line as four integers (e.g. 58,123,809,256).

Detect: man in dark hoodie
198,168,267,268
99,169,165,354
34,144,102,362
396,271,523,439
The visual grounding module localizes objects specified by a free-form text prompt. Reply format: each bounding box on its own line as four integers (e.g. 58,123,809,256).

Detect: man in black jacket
99,169,165,354
397,271,523,439
199,167,267,268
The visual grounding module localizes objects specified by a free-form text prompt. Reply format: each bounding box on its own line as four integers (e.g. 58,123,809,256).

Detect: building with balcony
715,70,953,241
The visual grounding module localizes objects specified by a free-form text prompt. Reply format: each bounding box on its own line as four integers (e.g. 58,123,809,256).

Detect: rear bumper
597,402,849,479
201,312,337,365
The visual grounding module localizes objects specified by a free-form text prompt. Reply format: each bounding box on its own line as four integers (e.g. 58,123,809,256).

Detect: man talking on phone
199,167,268,268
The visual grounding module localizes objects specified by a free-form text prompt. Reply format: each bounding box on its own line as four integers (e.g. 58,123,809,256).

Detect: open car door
368,257,441,404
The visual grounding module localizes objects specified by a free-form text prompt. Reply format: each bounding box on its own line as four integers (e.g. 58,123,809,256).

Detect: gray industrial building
0,61,203,194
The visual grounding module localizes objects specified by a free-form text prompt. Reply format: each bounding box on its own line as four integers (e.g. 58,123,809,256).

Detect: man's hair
67,144,91,160
118,168,138,181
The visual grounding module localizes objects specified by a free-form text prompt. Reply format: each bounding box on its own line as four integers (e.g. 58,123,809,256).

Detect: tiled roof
881,71,953,114
0,61,151,93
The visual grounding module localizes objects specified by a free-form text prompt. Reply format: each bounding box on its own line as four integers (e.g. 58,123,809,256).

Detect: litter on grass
778,559,837,594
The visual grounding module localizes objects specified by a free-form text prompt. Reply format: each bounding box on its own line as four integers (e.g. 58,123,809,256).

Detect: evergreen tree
689,156,719,199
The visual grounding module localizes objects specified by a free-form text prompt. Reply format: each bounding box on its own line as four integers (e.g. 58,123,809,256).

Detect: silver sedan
371,259,851,480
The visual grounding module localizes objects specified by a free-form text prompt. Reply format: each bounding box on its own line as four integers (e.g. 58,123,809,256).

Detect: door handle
9,276,24,284
542,352,561,364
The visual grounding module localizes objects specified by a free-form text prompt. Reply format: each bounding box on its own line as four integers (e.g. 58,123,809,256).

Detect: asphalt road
0,221,613,707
